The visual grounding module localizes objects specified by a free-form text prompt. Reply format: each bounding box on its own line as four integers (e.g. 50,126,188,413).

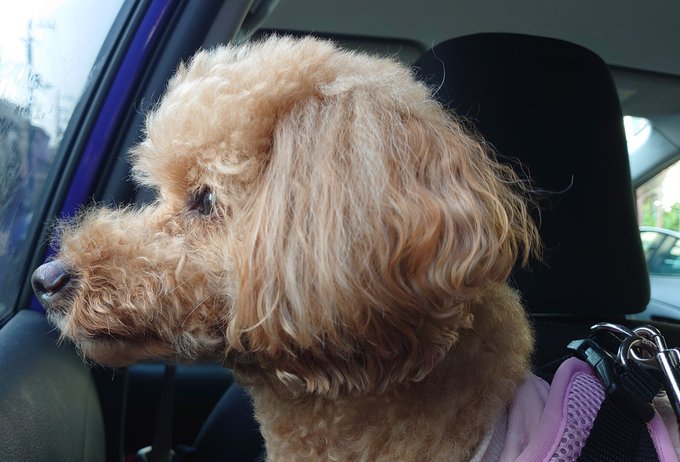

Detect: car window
0,0,126,316
636,158,680,230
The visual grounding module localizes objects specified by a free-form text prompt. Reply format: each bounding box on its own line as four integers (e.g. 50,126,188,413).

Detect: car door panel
0,311,105,461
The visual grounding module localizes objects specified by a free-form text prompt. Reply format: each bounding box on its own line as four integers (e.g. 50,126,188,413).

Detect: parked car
637,227,680,321
0,1,679,461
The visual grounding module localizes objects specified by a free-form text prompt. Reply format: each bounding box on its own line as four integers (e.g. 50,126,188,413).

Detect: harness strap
568,337,663,462
577,361,661,462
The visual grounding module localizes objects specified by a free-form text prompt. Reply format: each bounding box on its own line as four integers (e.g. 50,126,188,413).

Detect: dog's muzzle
32,259,73,310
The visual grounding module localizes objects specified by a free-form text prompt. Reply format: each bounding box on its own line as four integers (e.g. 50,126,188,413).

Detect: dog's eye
190,187,214,215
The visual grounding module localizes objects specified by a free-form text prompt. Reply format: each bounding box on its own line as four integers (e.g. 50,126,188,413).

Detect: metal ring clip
617,336,658,367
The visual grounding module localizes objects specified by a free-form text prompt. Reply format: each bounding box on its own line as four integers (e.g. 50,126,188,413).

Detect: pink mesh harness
470,358,680,461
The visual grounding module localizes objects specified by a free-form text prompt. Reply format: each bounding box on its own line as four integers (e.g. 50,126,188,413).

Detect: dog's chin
47,312,173,367
78,336,174,367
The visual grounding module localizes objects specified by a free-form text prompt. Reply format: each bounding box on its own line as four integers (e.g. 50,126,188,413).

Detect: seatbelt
136,363,177,462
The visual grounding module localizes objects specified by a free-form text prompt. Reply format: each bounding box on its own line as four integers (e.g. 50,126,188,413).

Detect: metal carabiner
634,325,668,352
656,348,680,423
633,325,680,423
591,322,636,340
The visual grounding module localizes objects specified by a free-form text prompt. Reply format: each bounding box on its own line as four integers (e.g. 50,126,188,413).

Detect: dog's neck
242,284,533,462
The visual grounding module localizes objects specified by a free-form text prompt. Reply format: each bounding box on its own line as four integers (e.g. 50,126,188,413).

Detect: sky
661,161,680,212
0,0,124,142
625,118,680,213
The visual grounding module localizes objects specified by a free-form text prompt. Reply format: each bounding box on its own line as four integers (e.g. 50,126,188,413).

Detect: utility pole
54,90,73,142
24,19,53,122
26,19,35,120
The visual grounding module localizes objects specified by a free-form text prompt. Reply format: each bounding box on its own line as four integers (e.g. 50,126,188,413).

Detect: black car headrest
414,33,649,315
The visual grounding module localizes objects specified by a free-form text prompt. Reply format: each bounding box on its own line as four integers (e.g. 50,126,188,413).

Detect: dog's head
33,36,538,395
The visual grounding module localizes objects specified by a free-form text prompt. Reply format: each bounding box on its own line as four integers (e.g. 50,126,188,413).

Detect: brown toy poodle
33,36,539,461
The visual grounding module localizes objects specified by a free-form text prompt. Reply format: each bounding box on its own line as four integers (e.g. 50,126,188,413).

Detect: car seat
413,33,680,364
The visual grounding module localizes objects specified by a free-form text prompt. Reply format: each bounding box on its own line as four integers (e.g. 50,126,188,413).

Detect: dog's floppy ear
226,67,539,397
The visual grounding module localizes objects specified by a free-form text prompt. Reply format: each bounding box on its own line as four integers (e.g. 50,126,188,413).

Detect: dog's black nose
32,260,72,307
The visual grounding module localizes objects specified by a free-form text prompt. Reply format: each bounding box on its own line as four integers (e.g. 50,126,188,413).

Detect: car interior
1,0,680,461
